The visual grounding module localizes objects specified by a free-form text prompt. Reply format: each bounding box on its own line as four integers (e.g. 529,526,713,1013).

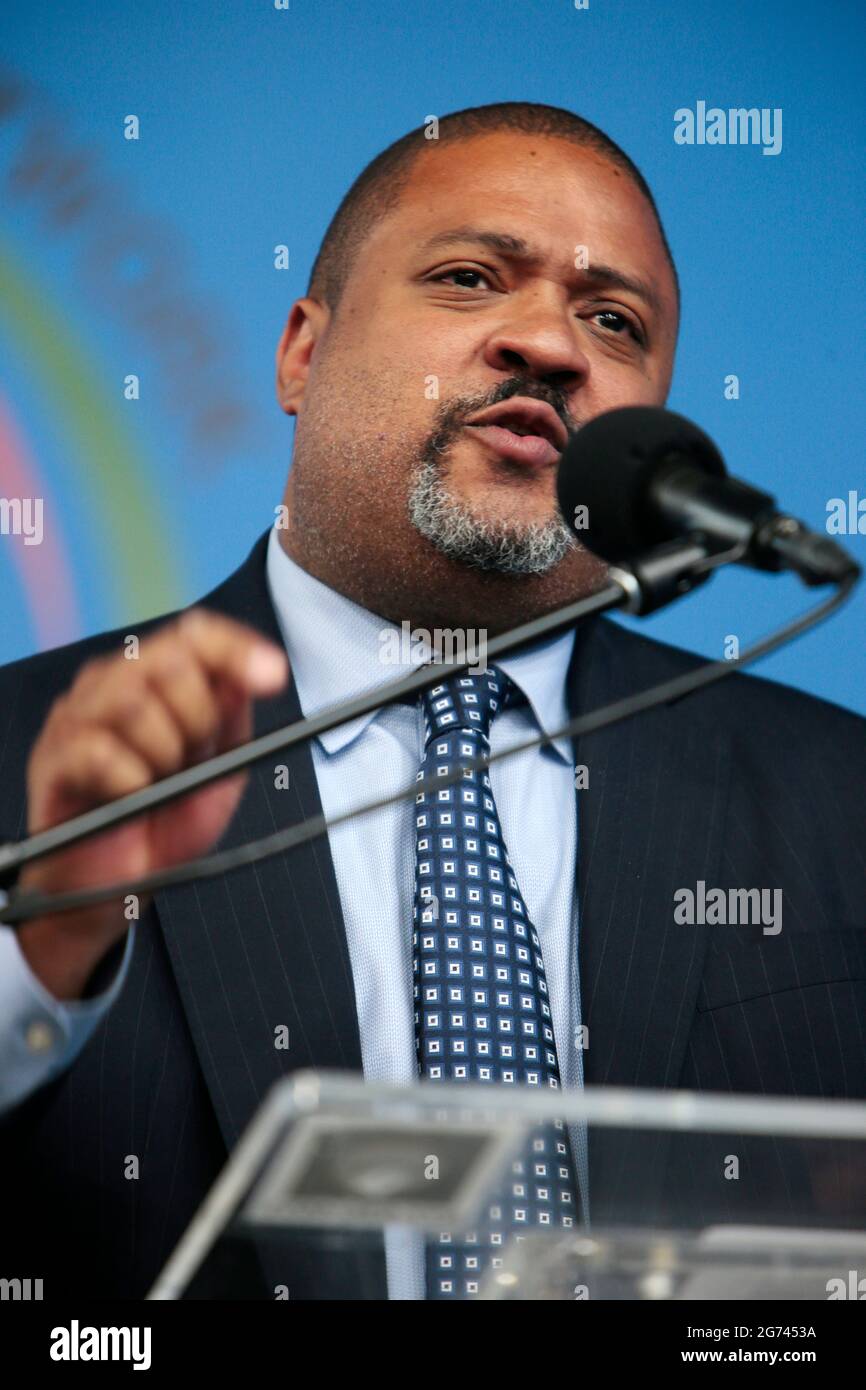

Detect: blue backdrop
1,0,863,713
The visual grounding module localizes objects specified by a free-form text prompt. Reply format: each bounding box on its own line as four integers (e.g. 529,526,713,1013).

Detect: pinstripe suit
1,529,864,1299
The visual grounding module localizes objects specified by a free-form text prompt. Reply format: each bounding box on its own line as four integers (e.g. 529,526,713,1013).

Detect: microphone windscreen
556,406,726,562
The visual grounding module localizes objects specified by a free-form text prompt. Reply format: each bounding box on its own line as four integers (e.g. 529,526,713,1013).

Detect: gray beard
407,454,578,575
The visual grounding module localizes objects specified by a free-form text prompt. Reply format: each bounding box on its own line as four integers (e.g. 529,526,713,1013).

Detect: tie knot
420,667,515,747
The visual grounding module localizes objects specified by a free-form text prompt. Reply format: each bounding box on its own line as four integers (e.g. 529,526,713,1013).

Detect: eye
592,309,645,345
431,267,495,291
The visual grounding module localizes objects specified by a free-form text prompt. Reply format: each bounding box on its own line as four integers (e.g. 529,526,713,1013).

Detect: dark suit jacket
1,529,864,1299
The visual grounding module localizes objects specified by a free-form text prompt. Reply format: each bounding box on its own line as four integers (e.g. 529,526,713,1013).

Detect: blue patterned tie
412,667,579,1299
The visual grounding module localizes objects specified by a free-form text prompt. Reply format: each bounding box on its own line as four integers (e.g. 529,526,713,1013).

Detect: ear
275,297,330,417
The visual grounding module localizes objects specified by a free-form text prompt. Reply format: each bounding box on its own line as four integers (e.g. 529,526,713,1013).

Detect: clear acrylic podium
147,1072,866,1300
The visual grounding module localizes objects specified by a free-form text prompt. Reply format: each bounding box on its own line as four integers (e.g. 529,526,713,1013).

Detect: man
0,102,864,1301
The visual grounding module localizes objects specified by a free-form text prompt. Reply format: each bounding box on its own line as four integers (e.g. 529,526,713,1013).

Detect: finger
63,658,212,770
210,673,253,755
88,684,188,779
163,609,288,695
30,727,153,826
137,647,222,753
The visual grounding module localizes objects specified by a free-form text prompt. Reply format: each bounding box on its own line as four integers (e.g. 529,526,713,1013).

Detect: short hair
307,101,679,316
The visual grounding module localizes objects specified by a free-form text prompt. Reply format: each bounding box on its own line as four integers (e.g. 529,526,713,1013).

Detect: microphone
556,406,861,587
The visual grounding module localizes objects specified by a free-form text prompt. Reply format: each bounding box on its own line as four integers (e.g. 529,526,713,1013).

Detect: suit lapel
568,616,732,1220
154,531,364,1157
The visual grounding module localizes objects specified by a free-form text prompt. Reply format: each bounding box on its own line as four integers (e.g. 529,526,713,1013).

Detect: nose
481,292,591,396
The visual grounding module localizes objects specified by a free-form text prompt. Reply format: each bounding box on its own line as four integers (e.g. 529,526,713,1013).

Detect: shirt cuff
0,921,135,1113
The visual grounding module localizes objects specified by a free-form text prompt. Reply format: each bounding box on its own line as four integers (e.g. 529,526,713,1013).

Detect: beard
408,455,578,575
407,379,579,576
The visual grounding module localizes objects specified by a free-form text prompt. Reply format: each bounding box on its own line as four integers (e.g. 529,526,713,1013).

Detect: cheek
592,378,669,413
368,284,479,370
306,354,437,458
584,339,674,410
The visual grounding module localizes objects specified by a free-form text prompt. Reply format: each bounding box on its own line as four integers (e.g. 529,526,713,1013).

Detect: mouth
463,397,568,469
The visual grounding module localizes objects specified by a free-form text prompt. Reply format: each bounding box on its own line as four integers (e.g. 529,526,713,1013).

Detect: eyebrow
418,226,665,317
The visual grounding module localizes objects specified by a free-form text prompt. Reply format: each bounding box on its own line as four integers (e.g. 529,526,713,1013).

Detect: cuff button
25,1020,55,1053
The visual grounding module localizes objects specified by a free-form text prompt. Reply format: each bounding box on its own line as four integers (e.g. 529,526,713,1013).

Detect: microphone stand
0,537,857,924
0,536,719,890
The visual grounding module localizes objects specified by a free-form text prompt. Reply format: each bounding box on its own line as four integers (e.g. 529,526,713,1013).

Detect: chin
459,496,560,530
484,515,560,538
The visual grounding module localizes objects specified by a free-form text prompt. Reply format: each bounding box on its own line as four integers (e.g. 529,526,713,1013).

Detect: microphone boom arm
0,560,857,924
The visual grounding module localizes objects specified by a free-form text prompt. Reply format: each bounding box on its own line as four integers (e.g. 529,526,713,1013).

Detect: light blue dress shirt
0,524,586,1296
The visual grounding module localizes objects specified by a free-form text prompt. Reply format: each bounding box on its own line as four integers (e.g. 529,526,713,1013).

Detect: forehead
366,132,674,292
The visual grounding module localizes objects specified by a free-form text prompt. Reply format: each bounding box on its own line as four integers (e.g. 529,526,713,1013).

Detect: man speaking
0,102,863,1300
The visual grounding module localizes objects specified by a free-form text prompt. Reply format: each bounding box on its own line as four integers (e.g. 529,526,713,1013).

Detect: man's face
278,132,679,623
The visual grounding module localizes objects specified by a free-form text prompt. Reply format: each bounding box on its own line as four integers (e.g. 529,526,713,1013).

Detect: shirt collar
265,525,575,762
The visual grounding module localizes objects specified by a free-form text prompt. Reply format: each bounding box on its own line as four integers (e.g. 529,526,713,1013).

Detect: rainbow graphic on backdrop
0,237,185,657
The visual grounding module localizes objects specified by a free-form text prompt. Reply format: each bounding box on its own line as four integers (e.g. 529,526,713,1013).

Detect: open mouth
464,397,567,468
